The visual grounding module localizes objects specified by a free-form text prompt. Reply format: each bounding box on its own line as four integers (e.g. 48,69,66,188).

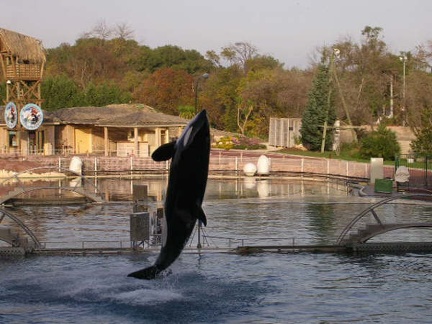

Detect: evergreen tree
411,126,432,156
301,64,336,151
42,75,85,110
84,81,131,107
411,107,432,156
359,124,400,160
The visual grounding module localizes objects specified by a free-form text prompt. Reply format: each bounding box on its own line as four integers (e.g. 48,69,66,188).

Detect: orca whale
128,109,210,280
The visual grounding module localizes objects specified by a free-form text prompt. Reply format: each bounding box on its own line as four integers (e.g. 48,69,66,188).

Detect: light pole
194,73,209,114
399,55,407,126
321,48,338,153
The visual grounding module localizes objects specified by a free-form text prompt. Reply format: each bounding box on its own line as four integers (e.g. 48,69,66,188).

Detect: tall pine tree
301,63,336,151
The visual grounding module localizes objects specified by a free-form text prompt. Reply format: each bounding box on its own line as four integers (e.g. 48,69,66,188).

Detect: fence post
365,163,369,180
94,157,98,177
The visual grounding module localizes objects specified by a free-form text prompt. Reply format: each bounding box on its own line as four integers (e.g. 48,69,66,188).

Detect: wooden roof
52,105,188,127
0,28,46,63
0,104,188,128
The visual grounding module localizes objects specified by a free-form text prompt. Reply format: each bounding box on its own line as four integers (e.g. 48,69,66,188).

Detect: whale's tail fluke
128,265,161,280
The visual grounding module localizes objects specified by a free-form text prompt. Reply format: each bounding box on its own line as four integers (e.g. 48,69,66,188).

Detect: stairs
342,224,385,244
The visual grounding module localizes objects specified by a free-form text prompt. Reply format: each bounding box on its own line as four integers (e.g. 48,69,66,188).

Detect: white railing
16,151,373,180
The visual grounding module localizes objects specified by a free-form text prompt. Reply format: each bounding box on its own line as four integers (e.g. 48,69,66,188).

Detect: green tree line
3,23,432,153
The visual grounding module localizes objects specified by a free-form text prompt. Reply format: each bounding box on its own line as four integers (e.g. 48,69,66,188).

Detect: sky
1,0,431,68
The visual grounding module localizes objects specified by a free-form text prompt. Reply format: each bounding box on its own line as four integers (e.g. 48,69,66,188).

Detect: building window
9,131,17,147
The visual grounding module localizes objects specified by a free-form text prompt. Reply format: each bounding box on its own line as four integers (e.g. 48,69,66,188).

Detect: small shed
268,117,302,148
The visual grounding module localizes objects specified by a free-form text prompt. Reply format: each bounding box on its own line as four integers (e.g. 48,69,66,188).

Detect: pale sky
1,0,431,68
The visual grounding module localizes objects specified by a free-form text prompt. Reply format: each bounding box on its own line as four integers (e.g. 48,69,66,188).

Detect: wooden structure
268,117,302,148
0,28,45,107
0,28,47,155
0,104,188,156
52,105,187,156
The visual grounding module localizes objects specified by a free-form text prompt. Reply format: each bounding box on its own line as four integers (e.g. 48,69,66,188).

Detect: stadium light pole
399,55,407,126
194,73,209,114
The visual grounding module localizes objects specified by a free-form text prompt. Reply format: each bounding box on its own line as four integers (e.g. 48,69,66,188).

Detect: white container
257,155,270,175
69,156,83,175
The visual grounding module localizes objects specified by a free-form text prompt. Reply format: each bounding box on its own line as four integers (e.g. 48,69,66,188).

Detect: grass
275,147,398,166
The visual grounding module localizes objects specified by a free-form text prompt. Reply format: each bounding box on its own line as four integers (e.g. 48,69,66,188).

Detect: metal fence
395,154,432,189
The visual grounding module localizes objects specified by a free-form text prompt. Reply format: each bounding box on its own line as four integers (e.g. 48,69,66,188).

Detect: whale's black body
128,110,210,280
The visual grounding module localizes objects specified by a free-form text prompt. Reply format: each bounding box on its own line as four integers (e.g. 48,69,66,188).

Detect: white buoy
257,155,270,175
69,156,83,175
243,163,257,177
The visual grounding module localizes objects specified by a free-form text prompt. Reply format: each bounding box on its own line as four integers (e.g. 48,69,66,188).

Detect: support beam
134,127,139,157
104,127,109,156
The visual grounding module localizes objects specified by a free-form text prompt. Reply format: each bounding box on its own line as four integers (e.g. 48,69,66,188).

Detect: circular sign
20,103,44,130
4,102,18,129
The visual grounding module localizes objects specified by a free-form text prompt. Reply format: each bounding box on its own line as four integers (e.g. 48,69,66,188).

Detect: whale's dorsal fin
152,141,176,161
198,206,207,226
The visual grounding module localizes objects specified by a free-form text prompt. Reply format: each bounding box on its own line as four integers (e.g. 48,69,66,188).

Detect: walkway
0,167,104,206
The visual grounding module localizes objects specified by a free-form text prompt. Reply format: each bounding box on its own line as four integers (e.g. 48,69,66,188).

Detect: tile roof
51,105,189,127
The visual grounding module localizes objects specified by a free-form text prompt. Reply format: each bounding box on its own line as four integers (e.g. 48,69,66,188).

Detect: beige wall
0,123,186,156
74,128,92,154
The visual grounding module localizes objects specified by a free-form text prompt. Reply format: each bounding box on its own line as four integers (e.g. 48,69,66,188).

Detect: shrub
213,136,266,150
359,124,400,160
232,136,266,150
214,136,234,150
411,126,432,156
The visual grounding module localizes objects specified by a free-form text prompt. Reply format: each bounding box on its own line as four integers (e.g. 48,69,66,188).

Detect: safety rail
336,193,432,245
35,236,312,251
20,153,373,181
197,234,312,249
39,240,132,250
0,166,105,205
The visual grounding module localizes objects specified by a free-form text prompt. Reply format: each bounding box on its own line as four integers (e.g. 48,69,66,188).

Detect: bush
214,136,234,150
213,136,266,150
411,126,432,156
359,125,400,160
339,142,362,160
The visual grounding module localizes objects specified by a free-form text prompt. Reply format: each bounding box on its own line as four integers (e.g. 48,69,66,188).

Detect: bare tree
82,20,113,40
205,50,222,68
237,104,253,135
114,23,134,40
221,42,258,72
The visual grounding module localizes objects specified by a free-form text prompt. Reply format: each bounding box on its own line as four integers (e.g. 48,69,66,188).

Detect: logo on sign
20,103,44,130
4,102,18,129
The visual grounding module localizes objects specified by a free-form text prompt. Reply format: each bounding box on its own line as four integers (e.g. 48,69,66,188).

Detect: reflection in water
307,203,336,243
205,177,348,200
1,177,432,249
